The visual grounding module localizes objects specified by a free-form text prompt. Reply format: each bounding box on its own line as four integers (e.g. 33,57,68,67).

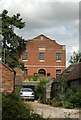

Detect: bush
51,81,81,109
32,74,42,81
2,93,29,119
62,101,73,109
68,91,81,108
51,97,62,107
2,92,44,120
34,75,51,100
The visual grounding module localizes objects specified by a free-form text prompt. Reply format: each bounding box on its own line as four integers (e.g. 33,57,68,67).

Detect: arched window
38,69,46,75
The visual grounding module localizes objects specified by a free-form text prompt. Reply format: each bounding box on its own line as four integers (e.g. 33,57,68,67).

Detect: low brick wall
1,62,15,94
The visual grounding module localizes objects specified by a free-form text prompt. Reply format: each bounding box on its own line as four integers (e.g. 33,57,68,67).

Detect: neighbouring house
0,61,16,94
19,34,66,80
55,61,81,88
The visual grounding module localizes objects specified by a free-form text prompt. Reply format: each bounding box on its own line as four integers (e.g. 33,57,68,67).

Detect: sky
0,0,80,66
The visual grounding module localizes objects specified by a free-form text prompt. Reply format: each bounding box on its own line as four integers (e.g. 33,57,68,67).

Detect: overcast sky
0,0,80,66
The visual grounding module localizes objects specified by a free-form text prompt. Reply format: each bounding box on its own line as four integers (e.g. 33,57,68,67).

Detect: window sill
22,60,28,62
39,60,45,62
56,60,61,62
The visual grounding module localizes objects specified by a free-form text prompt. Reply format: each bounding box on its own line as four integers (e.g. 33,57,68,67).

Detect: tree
69,51,81,64
0,10,26,68
34,75,51,101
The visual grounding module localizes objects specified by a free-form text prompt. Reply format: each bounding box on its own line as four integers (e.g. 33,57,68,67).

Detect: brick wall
1,62,15,94
19,34,66,79
15,68,24,85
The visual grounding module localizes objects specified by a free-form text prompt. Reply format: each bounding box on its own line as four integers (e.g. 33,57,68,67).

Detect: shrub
68,91,81,108
35,76,51,101
62,101,73,109
51,96,62,107
51,81,81,109
2,93,44,120
24,77,30,82
32,74,42,81
2,93,29,119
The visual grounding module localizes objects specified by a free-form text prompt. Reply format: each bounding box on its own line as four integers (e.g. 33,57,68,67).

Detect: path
25,101,80,119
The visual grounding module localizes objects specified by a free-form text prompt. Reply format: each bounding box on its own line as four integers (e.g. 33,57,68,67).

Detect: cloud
0,0,79,65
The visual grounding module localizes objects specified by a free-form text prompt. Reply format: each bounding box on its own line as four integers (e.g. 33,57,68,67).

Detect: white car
19,88,35,100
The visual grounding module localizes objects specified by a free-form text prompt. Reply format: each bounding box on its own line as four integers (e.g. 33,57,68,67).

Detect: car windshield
21,88,33,92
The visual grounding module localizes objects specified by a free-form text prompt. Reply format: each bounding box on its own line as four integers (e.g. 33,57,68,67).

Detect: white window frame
56,52,61,62
24,69,28,76
39,52,45,62
56,69,61,77
22,52,28,61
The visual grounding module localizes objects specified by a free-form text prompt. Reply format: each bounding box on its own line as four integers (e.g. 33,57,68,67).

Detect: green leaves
69,51,81,64
51,80,81,108
34,75,51,100
1,9,26,68
2,92,44,119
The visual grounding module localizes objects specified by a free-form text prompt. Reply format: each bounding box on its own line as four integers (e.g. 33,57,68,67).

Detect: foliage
2,92,44,120
50,80,67,107
0,9,26,68
62,101,73,109
54,80,67,102
32,74,42,81
23,77,30,82
35,75,51,101
69,51,81,64
68,88,81,108
51,80,81,109
51,96,62,107
14,86,22,96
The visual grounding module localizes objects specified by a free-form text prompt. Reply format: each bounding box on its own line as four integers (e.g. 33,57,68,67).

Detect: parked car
19,88,35,101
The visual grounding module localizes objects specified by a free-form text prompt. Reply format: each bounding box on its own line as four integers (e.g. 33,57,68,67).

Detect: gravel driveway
25,101,80,119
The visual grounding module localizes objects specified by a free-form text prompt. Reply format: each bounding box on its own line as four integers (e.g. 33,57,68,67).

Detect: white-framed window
56,69,61,77
38,46,46,51
39,52,44,61
56,53,61,61
24,69,28,76
22,52,28,61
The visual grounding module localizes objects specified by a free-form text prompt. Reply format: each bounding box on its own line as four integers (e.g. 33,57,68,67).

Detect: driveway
25,101,80,119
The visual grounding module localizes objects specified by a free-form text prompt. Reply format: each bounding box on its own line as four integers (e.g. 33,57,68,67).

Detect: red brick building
0,62,16,94
19,34,66,79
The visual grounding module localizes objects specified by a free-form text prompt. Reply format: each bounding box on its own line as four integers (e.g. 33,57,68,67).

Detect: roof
56,62,81,81
33,34,52,40
0,61,15,72
25,34,65,47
